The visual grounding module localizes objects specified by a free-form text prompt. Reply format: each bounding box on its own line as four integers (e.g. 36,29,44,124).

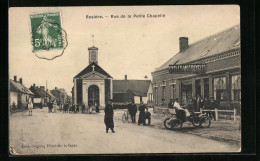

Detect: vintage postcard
9,5,241,155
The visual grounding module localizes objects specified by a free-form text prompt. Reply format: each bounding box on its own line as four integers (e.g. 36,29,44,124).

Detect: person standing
82,103,86,114
104,99,115,133
209,97,217,121
138,101,147,125
127,102,132,121
196,95,204,112
75,105,79,113
203,97,210,117
144,108,151,125
53,100,57,113
71,104,76,113
168,99,173,109
28,96,33,116
192,96,197,112
131,101,137,123
95,102,100,113
47,100,53,113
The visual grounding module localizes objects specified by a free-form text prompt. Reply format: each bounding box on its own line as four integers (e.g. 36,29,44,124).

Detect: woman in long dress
28,97,33,116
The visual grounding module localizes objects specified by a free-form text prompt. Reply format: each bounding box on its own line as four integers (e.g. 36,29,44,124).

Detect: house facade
29,85,55,108
151,25,241,111
9,76,34,110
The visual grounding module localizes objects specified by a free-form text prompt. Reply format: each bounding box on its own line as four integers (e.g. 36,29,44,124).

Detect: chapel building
72,46,152,109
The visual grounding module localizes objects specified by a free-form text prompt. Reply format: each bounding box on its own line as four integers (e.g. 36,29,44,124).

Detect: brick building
151,25,241,111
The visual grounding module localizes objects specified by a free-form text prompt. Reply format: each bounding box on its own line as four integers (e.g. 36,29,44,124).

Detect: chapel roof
74,62,112,78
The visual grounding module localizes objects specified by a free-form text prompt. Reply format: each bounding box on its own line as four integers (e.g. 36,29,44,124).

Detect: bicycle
122,110,131,123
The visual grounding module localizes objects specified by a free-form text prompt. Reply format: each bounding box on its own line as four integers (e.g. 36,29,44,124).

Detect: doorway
195,79,201,97
88,85,99,106
204,78,209,99
181,83,192,104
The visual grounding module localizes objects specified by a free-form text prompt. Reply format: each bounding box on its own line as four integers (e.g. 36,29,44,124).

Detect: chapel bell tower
88,46,98,64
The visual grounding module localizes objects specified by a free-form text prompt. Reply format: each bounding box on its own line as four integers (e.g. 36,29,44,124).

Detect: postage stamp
30,12,67,60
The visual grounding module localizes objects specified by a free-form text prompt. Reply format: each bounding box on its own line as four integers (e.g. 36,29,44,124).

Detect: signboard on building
169,64,207,74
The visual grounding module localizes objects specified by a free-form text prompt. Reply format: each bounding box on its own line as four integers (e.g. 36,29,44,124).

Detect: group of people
47,100,57,113
62,102,100,114
127,101,151,125
168,95,219,121
104,99,152,133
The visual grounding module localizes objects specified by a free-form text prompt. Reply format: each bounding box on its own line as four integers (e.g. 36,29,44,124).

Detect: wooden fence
199,108,238,122
153,106,239,122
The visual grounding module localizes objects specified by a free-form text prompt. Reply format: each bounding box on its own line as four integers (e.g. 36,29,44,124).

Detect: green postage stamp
30,12,67,59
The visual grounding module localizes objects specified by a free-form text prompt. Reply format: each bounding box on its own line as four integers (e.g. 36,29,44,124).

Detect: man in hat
138,101,148,125
208,96,217,120
127,101,132,120
104,99,115,133
47,100,53,113
131,101,137,123
168,99,174,109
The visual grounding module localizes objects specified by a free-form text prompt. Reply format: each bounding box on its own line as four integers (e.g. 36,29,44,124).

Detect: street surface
9,108,240,155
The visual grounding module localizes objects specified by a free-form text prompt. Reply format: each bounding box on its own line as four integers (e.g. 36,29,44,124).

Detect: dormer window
160,81,166,87
169,79,176,85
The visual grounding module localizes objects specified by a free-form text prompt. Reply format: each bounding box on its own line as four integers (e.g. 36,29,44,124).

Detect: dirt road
9,108,240,155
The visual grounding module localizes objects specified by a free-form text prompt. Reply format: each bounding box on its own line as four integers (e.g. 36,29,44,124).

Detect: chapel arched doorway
88,85,99,106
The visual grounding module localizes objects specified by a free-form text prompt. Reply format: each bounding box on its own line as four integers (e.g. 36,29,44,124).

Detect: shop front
174,69,241,110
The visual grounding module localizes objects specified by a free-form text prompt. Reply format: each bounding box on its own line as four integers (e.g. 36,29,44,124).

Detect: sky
9,5,240,95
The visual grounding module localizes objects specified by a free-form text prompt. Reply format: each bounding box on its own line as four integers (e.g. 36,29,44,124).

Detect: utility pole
46,80,48,105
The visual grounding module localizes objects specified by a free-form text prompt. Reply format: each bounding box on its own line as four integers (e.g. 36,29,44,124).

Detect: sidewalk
114,109,241,146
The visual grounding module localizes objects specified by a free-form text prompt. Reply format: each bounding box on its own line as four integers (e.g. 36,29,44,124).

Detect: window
161,81,166,86
162,86,166,99
171,85,176,99
90,51,97,62
181,82,192,104
154,88,158,105
231,75,241,101
149,93,153,101
214,77,226,101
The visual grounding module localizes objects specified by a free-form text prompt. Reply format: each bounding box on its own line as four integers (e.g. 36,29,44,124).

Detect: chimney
125,75,127,80
14,76,17,82
19,78,23,84
179,37,189,52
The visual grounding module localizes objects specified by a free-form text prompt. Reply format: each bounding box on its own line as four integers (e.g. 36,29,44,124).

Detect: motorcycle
163,108,211,130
